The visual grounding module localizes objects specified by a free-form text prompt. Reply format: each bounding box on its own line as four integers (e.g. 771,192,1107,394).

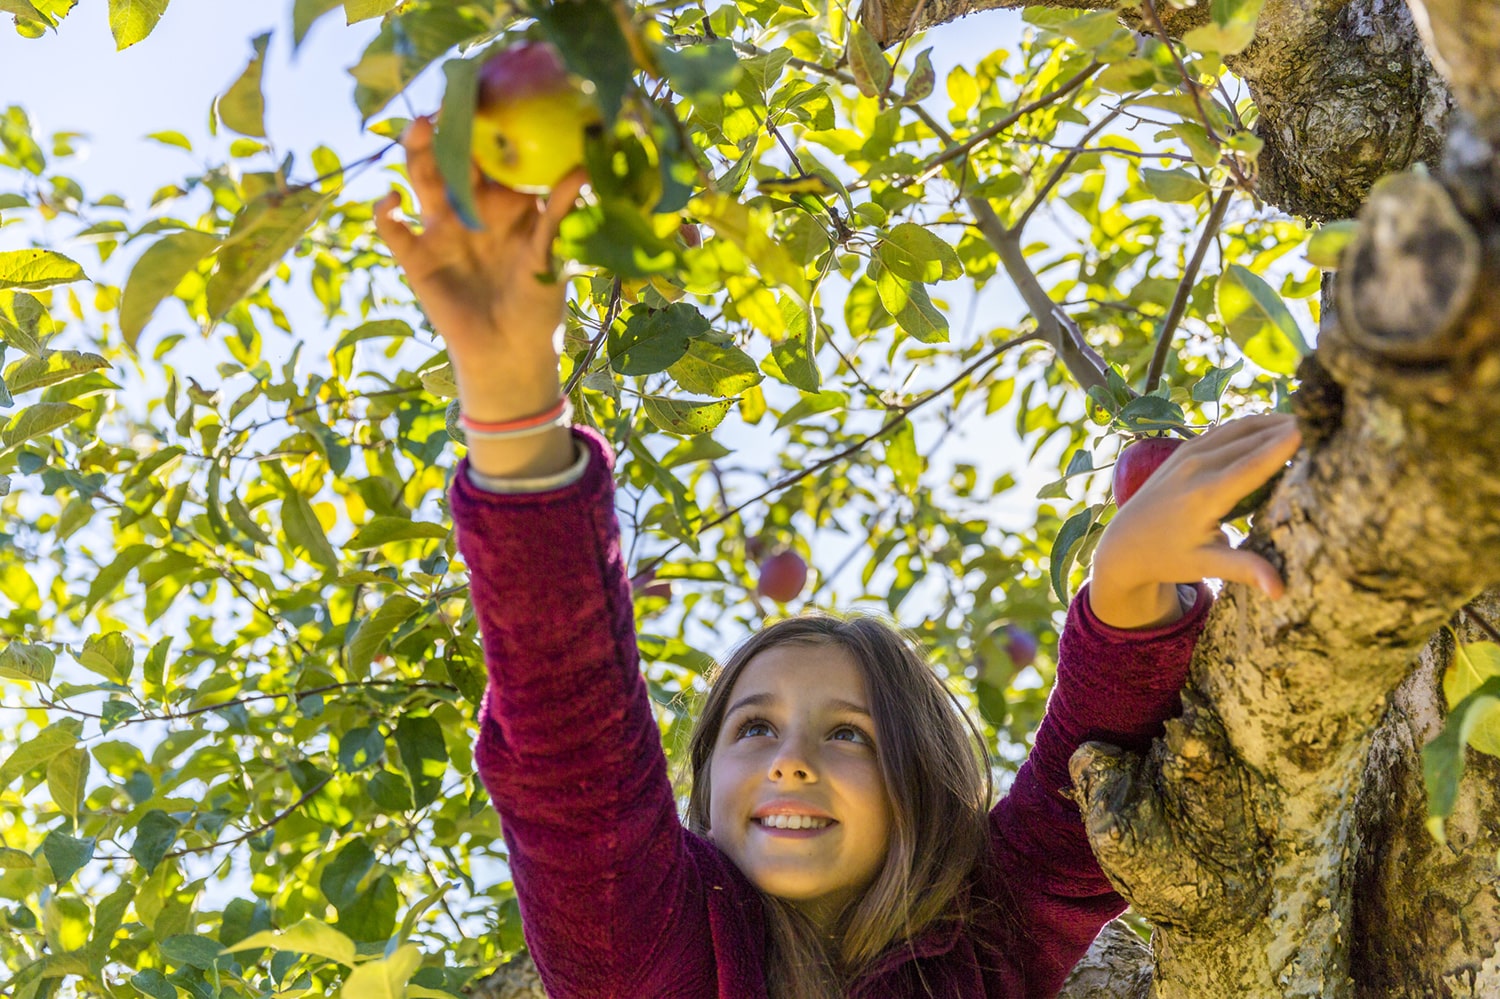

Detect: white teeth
758,814,831,830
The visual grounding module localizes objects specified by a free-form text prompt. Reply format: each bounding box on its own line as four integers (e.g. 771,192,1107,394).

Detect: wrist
1087,578,1183,631
451,354,563,424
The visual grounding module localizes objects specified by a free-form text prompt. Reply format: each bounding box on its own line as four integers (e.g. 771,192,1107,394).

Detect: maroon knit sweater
453,427,1211,998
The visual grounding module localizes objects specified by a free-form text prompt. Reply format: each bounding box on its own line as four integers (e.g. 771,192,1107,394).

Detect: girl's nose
768,741,817,782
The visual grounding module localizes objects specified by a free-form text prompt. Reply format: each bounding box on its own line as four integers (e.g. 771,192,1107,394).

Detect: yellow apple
472,41,599,194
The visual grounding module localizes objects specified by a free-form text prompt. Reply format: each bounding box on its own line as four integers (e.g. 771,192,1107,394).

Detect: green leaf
610,303,711,376
643,396,734,436
41,829,94,884
6,350,112,395
434,53,484,232
108,0,170,49
1191,358,1244,403
1306,219,1359,270
351,7,491,122
276,484,339,572
339,942,421,999
873,264,949,343
879,223,962,283
0,720,81,788
366,770,413,811
668,336,763,397
344,0,399,23
85,543,156,617
294,0,342,48
46,746,89,819
1424,675,1500,844
0,847,35,869
886,418,920,494
221,917,357,966
1215,264,1309,375
0,249,87,291
334,318,413,352
658,39,742,103
1141,167,1209,203
0,642,56,684
321,838,376,911
79,631,135,685
337,871,399,941
206,186,333,321
347,594,422,678
119,230,219,348
144,131,192,151
1443,640,1500,757
535,0,633,126
346,517,449,550
130,970,177,999
1050,505,1102,604
0,402,84,447
162,933,233,970
903,48,935,104
768,297,820,393
1169,122,1220,169
219,31,270,138
689,192,809,299
1115,395,1189,432
129,810,182,874
1184,0,1266,55
847,21,891,98
394,714,448,809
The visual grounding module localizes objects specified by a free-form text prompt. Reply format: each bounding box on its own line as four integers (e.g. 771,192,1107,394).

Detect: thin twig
563,276,624,399
1145,186,1234,392
1014,108,1123,232
636,330,1044,577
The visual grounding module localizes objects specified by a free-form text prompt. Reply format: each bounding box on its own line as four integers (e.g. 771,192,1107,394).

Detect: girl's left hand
1087,413,1303,631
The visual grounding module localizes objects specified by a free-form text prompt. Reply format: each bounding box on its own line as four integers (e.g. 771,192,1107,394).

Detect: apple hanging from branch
756,550,808,603
472,40,600,194
1111,436,1185,507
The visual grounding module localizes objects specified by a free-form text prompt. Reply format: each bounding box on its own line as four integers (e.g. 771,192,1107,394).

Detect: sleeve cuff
1075,581,1212,645
464,436,592,494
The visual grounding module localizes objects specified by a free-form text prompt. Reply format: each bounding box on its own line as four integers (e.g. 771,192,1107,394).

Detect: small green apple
472,41,599,194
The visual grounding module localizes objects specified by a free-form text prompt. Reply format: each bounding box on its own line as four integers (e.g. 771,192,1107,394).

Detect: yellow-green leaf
0,249,86,291
1,402,86,449
879,223,963,283
1444,640,1500,757
346,518,449,551
345,0,400,24
1306,219,1359,271
1214,264,1308,375
120,230,220,347
339,942,421,999
668,337,763,398
643,396,733,436
108,0,170,49
847,21,890,98
5,350,111,395
207,186,332,321
219,31,270,138
221,918,357,967
347,595,423,677
46,747,89,819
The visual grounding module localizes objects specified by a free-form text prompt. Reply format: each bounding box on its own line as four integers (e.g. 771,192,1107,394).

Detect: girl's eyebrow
725,691,872,718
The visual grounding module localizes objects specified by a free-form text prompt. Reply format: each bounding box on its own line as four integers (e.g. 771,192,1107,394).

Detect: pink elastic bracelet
458,398,573,439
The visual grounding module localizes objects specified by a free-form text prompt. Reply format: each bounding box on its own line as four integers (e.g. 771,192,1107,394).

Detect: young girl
374,117,1303,998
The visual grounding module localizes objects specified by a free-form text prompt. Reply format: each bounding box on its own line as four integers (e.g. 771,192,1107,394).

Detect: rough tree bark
863,0,1452,220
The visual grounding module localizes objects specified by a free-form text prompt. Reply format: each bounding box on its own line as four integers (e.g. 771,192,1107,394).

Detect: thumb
1196,543,1286,599
533,167,589,257
372,189,418,266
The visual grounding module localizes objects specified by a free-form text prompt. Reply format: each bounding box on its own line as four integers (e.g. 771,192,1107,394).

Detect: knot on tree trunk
1068,690,1269,931
1336,170,1488,365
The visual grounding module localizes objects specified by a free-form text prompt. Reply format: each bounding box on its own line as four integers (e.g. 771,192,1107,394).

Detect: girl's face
706,643,893,924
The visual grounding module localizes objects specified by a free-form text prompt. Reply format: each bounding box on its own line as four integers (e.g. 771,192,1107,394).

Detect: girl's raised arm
373,118,733,997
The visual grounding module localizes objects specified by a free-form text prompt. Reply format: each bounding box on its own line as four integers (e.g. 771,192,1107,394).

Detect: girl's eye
736,719,773,739
831,725,872,746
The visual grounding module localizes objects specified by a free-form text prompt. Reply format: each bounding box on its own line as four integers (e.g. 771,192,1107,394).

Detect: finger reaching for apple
1088,414,1303,630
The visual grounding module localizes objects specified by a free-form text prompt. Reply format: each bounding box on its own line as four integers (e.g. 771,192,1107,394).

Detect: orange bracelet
458,398,572,438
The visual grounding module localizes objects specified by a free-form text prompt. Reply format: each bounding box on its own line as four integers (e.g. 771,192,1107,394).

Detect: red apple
471,41,599,193
1001,624,1038,668
1112,437,1185,507
757,550,808,603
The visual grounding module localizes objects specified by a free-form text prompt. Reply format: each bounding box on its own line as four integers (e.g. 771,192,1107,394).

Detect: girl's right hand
372,114,589,424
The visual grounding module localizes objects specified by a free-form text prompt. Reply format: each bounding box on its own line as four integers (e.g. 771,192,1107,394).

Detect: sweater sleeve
988,580,1211,998
450,426,715,997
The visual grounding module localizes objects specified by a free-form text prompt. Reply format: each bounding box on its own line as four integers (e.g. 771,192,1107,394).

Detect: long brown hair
685,612,992,998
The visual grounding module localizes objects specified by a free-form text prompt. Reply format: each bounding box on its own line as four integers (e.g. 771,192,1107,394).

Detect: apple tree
0,0,1497,996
